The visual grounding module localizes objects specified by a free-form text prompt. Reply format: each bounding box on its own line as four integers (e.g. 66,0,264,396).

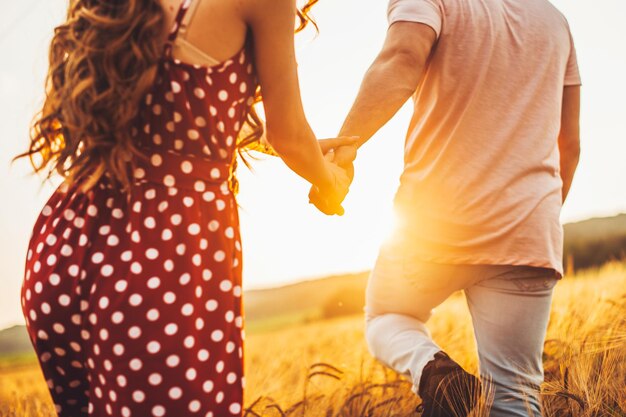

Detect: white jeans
365,239,558,417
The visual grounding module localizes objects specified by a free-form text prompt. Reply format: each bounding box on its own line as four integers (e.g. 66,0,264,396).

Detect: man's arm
324,22,436,175
339,22,436,146
558,86,581,203
309,22,436,210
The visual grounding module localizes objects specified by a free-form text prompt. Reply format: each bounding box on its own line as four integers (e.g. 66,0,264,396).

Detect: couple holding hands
19,0,581,416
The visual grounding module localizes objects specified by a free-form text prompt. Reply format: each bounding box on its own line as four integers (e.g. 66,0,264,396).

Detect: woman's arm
242,0,350,204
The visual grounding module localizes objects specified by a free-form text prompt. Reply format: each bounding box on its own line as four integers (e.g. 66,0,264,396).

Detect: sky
1,0,625,331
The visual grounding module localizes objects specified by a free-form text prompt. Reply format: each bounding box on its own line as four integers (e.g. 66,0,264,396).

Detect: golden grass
1,262,625,417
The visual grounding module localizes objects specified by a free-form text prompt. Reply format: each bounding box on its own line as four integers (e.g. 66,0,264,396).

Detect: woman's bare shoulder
239,0,296,24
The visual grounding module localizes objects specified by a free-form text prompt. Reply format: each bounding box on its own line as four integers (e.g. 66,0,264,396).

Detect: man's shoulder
438,0,571,34
439,0,568,20
541,0,572,27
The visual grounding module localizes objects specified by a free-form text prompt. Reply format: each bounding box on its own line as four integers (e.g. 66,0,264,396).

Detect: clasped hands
309,137,359,216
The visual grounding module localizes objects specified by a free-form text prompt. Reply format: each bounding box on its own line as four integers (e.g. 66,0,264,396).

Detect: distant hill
0,325,32,356
2,213,624,356
564,213,626,241
246,272,368,320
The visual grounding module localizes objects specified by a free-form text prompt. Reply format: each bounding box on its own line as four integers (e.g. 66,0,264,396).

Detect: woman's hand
309,152,352,216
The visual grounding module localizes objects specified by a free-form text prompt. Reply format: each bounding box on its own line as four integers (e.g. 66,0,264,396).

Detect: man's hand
318,139,359,180
309,138,359,216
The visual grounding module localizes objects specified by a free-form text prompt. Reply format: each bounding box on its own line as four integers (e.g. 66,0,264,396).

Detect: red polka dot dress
20,1,255,416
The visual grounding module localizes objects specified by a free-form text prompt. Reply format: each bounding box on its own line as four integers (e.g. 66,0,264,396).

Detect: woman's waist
132,149,236,193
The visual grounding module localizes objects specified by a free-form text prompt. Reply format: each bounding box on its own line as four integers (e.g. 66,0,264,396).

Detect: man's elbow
566,145,581,164
559,133,581,160
378,44,426,73
371,48,424,94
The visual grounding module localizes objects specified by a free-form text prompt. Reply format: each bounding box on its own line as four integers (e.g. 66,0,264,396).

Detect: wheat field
1,262,625,417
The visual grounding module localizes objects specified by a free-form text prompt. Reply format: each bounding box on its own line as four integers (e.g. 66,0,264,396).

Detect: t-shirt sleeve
387,0,443,38
564,27,582,86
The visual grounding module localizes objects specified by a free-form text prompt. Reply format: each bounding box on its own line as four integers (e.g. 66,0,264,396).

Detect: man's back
390,0,581,274
335,2,581,415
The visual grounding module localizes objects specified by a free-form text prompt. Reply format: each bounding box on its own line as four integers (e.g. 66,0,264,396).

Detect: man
312,0,581,415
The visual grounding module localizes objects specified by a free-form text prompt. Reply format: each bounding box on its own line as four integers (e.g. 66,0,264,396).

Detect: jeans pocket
510,272,558,292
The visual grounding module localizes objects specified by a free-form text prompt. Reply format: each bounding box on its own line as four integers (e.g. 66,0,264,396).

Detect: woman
17,0,352,415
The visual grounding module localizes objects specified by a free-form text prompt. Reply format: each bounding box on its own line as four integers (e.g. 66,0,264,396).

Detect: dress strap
167,0,222,66
164,0,194,56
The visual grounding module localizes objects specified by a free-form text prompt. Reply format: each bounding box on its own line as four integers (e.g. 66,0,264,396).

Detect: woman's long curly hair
17,0,319,192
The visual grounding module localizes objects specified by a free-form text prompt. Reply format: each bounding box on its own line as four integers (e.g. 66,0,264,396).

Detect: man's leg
465,266,558,417
364,240,474,393
365,314,441,391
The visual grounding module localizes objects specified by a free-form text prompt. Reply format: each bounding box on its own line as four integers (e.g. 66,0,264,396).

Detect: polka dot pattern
20,1,251,416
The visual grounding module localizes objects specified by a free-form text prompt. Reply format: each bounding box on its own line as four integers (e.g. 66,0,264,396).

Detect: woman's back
21,1,255,415
133,0,256,190
160,0,249,67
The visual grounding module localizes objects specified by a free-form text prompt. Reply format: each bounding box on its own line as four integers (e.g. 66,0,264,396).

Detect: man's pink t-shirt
388,0,581,275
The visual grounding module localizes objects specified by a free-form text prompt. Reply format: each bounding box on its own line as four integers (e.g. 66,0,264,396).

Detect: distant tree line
564,234,626,271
